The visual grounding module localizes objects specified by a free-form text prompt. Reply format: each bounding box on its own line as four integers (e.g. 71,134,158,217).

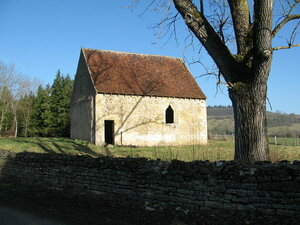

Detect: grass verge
0,137,300,162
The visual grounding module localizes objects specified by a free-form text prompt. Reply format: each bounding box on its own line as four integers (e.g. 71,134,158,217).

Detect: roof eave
96,91,206,100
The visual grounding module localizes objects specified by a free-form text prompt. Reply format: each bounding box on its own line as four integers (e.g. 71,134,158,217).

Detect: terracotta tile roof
82,48,206,99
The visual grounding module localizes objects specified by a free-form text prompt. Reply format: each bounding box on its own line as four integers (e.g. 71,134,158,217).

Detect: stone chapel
70,48,207,146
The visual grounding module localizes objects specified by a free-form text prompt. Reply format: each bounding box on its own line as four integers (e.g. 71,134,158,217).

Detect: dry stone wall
1,151,300,217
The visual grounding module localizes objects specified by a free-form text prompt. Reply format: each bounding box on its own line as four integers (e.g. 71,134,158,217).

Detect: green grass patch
111,140,234,162
270,145,300,162
0,137,102,157
269,136,300,146
1,137,300,162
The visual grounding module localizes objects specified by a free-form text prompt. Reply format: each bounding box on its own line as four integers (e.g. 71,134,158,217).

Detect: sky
0,0,299,114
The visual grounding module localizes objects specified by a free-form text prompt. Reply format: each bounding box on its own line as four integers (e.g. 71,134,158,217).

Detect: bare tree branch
228,0,251,54
273,43,300,51
218,17,228,42
138,0,156,16
173,0,249,83
200,0,204,15
273,14,300,37
272,0,300,37
150,12,180,46
273,20,300,51
289,21,300,44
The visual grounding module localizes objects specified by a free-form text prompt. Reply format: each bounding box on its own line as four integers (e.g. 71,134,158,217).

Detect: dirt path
0,206,66,225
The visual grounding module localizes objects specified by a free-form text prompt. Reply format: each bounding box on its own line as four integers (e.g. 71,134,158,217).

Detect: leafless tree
0,61,37,137
130,0,300,162
18,78,40,137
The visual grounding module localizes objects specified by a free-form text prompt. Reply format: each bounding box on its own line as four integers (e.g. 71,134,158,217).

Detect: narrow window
165,105,174,124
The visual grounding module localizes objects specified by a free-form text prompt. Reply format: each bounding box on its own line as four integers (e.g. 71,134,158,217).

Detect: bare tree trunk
0,112,4,135
24,113,30,138
25,120,28,138
229,81,270,162
0,100,9,135
227,0,273,162
14,113,18,138
11,101,18,138
0,108,7,134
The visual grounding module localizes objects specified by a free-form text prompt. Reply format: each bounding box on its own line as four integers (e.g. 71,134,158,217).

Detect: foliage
48,71,73,137
30,71,73,137
0,63,73,138
30,85,52,136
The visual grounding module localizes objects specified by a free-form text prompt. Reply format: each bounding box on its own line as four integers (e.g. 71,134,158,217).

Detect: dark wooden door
104,120,114,145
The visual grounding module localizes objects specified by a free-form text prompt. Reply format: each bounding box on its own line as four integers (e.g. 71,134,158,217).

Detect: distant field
269,136,300,146
268,123,300,137
0,137,300,162
207,106,300,137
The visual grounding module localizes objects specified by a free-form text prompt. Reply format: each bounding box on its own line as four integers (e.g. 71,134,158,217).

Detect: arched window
165,105,174,124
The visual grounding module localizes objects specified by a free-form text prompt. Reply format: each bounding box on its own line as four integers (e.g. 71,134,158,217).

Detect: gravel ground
0,191,299,225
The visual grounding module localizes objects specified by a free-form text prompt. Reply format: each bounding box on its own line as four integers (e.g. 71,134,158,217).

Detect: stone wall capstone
1,150,300,216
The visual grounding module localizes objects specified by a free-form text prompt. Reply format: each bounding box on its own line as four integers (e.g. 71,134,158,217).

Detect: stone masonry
94,94,207,146
1,151,300,217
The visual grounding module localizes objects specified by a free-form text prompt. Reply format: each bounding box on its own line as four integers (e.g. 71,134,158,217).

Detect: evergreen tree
49,70,73,137
8,69,74,137
18,92,35,137
30,85,52,136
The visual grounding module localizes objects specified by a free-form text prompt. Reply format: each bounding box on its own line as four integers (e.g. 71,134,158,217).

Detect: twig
267,97,272,111
273,43,300,51
272,0,300,38
273,14,300,37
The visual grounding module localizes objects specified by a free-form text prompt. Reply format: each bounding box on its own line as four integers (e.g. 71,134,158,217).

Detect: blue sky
1,0,299,114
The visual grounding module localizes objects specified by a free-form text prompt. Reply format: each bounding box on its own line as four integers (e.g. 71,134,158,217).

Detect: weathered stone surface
1,150,300,217
93,94,207,146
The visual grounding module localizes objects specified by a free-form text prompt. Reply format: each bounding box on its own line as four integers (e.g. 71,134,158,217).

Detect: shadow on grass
6,137,103,157
71,141,102,157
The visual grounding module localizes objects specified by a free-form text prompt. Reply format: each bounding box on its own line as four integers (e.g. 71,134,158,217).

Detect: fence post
274,136,277,146
285,137,288,146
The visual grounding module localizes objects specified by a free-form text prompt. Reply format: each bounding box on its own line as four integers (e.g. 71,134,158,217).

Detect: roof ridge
82,48,181,61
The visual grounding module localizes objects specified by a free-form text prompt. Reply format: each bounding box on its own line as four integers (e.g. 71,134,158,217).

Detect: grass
269,136,300,146
112,140,234,162
0,137,300,162
0,137,103,157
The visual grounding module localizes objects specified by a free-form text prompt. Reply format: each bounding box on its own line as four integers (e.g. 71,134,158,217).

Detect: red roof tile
82,48,206,99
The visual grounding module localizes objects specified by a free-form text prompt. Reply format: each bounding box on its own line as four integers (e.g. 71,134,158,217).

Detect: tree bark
229,81,270,162
228,0,251,54
228,0,273,162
